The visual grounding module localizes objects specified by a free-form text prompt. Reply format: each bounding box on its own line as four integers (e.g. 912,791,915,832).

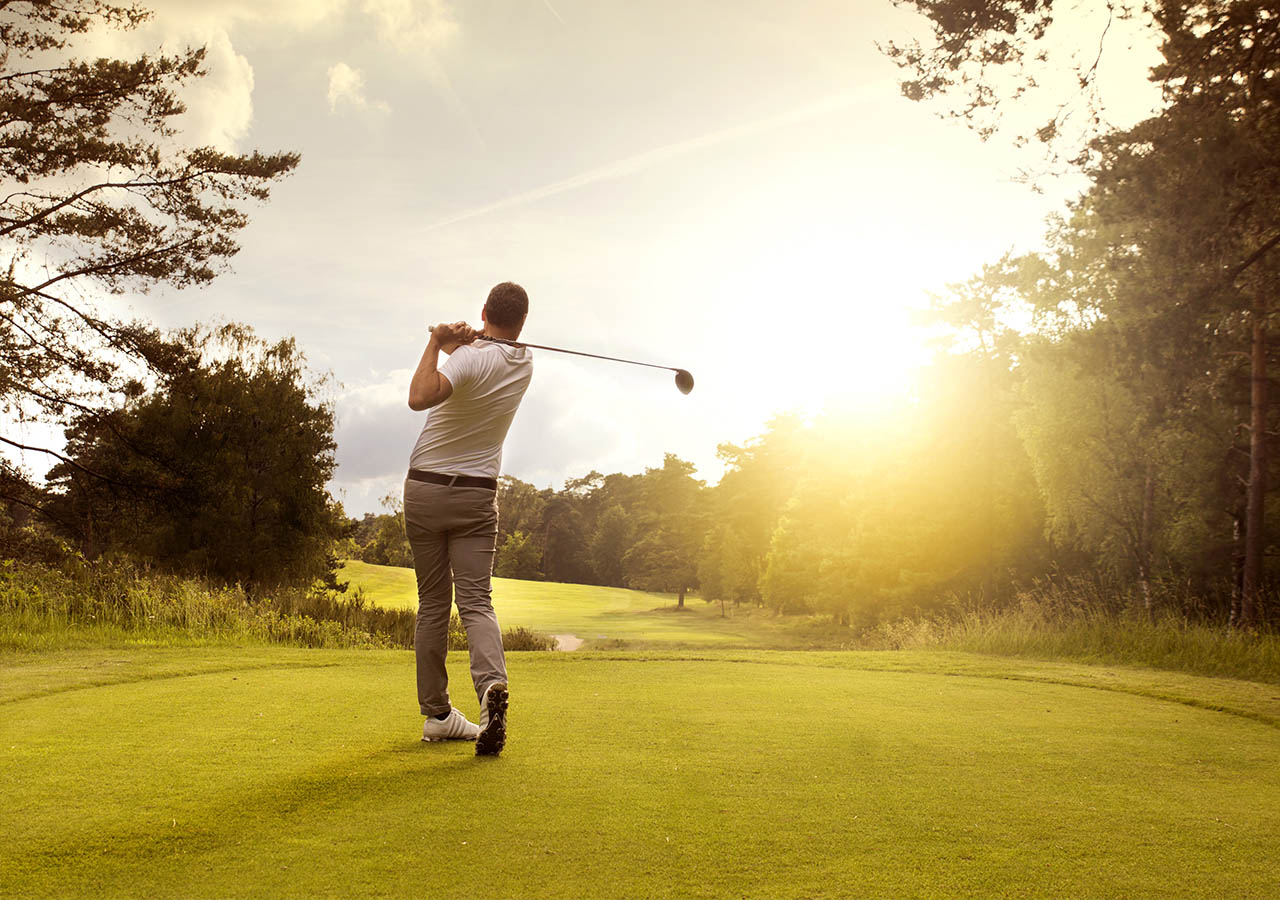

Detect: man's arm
408,321,475,411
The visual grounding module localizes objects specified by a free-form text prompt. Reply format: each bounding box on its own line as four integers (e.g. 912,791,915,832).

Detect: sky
17,0,1166,515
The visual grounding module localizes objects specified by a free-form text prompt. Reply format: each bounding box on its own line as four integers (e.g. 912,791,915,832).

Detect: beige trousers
403,478,507,717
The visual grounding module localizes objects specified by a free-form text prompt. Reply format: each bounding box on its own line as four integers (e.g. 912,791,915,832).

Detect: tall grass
0,558,396,651
0,558,559,653
856,581,1280,684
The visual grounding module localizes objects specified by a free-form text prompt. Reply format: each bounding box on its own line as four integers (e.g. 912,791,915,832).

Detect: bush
443,616,557,651
502,626,558,651
448,613,468,651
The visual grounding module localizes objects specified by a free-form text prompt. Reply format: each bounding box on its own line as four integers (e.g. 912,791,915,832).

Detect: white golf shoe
475,682,508,756
421,708,480,742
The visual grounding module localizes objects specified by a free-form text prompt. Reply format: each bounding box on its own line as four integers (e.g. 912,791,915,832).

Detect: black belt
408,469,498,491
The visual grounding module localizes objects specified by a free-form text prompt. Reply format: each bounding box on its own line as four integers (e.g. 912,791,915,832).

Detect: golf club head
675,369,694,395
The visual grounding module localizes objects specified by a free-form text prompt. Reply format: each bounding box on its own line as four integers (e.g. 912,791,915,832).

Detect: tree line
349,454,706,605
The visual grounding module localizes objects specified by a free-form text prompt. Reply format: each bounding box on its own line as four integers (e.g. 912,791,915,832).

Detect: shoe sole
422,735,477,743
475,683,508,756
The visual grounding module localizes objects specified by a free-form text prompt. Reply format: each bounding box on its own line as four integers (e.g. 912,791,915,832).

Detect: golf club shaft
428,326,681,374
476,335,680,373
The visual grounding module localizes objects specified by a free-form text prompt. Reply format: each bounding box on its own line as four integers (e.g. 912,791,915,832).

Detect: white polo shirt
409,341,533,479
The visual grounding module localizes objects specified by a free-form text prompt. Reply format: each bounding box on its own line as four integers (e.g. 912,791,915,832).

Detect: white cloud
73,18,256,152
327,61,389,113
145,0,350,30
357,0,480,146
332,371,418,482
360,0,459,51
175,28,255,151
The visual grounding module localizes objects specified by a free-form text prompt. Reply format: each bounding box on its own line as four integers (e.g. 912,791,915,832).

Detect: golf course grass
339,559,787,648
3,645,1277,898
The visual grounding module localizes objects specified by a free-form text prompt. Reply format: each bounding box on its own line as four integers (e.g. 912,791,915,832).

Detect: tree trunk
1242,296,1268,629
1230,509,1245,626
1137,463,1156,621
677,585,685,609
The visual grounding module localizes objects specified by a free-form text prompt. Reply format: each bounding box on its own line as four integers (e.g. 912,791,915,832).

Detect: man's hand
429,321,477,354
411,322,474,411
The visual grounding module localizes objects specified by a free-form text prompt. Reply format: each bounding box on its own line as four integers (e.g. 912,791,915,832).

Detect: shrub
443,617,558,651
502,626,558,651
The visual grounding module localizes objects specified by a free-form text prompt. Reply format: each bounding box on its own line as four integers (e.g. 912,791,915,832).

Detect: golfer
404,282,532,756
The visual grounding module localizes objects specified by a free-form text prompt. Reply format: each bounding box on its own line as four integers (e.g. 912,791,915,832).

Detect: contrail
540,0,566,25
423,82,891,231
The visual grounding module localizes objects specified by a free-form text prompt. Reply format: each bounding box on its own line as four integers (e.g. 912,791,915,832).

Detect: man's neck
485,326,523,342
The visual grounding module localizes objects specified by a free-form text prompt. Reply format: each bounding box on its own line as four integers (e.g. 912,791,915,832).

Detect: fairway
3,647,1278,899
339,559,778,648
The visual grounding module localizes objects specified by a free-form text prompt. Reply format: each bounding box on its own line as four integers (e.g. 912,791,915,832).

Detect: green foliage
757,515,820,615
621,454,705,602
539,493,591,583
701,415,807,609
500,626,558,651
587,504,630,586
354,495,412,568
495,474,545,557
447,612,468,650
45,323,343,591
493,461,708,595
698,523,756,615
1014,335,1168,585
494,529,541,580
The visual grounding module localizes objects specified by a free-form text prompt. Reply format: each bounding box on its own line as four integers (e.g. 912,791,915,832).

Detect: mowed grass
3,646,1278,899
340,559,777,648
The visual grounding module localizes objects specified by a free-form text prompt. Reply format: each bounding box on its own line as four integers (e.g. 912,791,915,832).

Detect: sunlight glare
744,227,933,419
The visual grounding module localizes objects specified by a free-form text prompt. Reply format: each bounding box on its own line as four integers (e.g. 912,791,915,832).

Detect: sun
743,229,934,417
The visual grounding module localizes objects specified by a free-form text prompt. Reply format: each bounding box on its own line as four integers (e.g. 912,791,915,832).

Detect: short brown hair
484,282,529,328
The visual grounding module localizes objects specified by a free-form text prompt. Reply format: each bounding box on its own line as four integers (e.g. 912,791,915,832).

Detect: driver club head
675,369,694,395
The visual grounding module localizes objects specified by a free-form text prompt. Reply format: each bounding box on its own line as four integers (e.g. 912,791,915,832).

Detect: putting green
2,648,1277,898
339,559,777,647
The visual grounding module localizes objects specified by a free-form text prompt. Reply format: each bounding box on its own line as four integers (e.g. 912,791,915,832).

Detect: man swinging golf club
405,281,532,755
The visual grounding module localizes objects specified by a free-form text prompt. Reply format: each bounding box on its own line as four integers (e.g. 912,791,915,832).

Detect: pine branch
0,175,208,237
0,433,134,488
21,234,201,298
0,487,76,532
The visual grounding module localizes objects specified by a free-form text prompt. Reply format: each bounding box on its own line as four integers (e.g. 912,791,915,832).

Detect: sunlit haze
9,0,1164,514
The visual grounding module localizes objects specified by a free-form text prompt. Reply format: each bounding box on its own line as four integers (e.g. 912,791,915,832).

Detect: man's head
483,282,528,337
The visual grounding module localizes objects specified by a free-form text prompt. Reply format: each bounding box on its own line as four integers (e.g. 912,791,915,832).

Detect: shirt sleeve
439,345,476,394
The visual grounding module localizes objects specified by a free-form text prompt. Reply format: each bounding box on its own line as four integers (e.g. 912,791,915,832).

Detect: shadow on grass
5,733,513,891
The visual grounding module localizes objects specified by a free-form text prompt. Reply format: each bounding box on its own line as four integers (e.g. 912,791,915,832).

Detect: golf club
429,326,694,394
